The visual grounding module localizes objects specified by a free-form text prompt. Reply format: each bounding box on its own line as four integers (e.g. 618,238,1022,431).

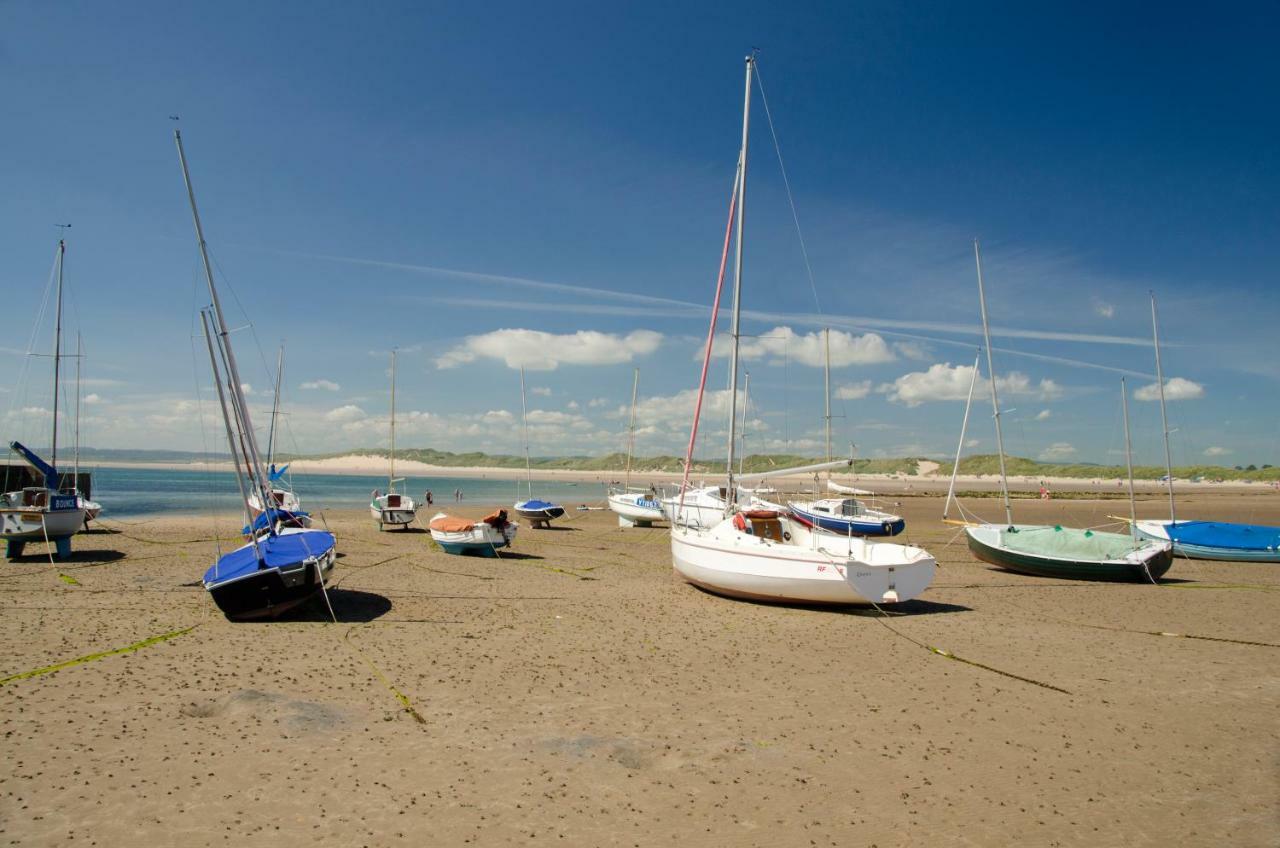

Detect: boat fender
733,513,749,532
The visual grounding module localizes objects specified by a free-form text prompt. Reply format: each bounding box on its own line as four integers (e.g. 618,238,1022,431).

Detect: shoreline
88,456,1280,495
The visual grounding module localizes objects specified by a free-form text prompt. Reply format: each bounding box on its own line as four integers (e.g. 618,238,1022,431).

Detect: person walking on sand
425,490,433,507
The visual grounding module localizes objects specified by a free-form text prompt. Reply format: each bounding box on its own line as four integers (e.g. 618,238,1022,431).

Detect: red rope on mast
678,166,740,517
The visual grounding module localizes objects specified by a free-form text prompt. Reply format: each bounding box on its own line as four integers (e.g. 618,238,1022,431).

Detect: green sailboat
944,240,1173,582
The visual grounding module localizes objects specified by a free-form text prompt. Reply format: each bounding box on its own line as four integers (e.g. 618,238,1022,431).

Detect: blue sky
2,1,1276,467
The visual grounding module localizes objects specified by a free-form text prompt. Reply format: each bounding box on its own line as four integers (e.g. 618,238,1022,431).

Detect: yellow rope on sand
0,625,198,686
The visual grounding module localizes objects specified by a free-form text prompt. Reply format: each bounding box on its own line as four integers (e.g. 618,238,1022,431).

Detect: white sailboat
370,350,419,529
669,55,936,605
608,369,664,527
246,346,307,528
2,238,88,559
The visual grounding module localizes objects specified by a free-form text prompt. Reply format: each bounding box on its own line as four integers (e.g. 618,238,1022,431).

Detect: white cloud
1134,377,1204,402
892,341,930,360
712,326,896,367
1093,299,1115,319
1039,442,1076,460
834,381,872,400
530,386,552,397
1035,409,1051,421
1203,446,1230,457
240,383,252,395
587,397,609,408
878,362,1066,407
964,438,980,448
84,393,104,405
300,379,341,391
324,404,366,423
566,400,580,410
436,328,663,370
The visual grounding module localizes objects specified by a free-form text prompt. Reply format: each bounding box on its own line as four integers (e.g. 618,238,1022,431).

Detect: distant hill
51,446,1278,481
23,448,232,463
938,454,1279,483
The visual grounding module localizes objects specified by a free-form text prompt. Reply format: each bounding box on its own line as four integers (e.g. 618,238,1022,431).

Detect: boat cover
517,499,560,511
430,515,474,532
1000,525,1150,560
241,508,310,535
205,530,336,585
1166,521,1280,552
482,510,509,526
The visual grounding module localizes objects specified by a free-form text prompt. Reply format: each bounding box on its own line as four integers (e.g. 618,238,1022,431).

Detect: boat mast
175,129,274,522
519,366,533,500
943,351,982,522
738,371,751,476
973,239,1013,528
74,333,82,493
266,345,284,472
389,349,397,493
51,239,65,473
724,53,754,514
824,327,832,468
624,367,639,490
1121,376,1138,542
201,310,259,556
1149,293,1176,525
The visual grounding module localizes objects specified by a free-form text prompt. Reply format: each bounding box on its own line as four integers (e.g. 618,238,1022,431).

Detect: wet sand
1,493,1277,846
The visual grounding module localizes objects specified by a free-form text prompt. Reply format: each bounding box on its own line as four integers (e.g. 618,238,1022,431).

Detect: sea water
85,465,615,518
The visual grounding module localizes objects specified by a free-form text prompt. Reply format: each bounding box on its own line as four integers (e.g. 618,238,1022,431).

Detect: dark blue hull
789,505,904,537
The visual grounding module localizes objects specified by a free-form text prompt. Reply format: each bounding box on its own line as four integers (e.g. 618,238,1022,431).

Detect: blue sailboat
177,129,337,620
513,367,563,528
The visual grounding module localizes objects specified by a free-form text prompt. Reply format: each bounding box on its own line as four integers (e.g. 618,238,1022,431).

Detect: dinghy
787,497,905,537
669,55,936,606
948,242,1171,582
513,367,563,527
177,127,337,620
429,510,518,556
1125,295,1279,562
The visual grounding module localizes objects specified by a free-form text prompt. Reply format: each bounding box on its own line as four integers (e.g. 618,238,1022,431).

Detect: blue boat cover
517,499,561,511
204,530,336,586
241,508,310,536
1167,521,1280,552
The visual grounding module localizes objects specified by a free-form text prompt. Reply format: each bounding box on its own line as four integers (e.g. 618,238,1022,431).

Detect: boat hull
1135,520,1280,563
1,494,87,545
788,501,905,537
204,532,337,620
429,519,517,557
966,525,1174,582
371,495,418,528
671,517,935,605
514,501,564,525
608,491,665,526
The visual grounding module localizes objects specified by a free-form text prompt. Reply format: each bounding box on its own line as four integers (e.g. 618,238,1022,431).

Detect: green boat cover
1000,525,1146,561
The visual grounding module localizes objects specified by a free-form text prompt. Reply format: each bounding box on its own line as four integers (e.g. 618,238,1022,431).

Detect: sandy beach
1,492,1277,846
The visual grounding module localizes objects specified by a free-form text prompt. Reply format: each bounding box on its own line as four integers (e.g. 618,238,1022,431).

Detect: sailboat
669,55,936,605
953,241,1172,582
176,129,337,620
370,350,419,529
245,345,310,533
608,369,664,527
1131,295,1279,562
71,334,102,525
513,367,564,527
2,239,88,559
786,329,906,537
